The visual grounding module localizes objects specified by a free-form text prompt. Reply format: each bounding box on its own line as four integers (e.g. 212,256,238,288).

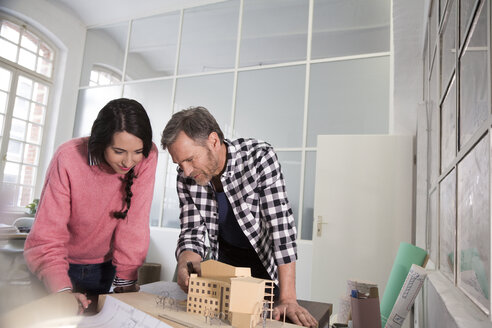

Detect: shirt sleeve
257,147,298,265
175,174,208,260
24,151,73,293
112,144,158,281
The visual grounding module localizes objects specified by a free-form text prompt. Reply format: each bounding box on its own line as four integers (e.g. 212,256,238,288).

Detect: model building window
0,15,54,209
226,287,229,292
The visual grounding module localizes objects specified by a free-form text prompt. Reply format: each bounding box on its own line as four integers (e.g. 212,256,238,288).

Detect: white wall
1,0,86,197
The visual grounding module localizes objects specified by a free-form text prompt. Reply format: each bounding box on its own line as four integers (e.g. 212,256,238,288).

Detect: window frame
0,14,56,212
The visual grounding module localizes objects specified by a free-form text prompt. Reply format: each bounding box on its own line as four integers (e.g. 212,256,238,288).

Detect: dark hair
161,106,224,150
88,98,152,219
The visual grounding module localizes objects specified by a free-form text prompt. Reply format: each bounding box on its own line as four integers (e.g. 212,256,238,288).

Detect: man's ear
208,132,220,150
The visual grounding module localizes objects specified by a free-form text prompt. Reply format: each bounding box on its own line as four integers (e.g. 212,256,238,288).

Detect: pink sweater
24,137,158,292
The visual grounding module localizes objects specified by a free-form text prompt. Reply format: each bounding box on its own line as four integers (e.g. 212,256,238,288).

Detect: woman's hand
73,292,91,314
113,284,140,293
58,290,91,314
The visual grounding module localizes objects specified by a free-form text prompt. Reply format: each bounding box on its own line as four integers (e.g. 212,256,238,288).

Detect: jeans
68,260,115,296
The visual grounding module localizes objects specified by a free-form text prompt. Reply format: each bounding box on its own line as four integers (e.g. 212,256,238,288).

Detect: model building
186,260,275,328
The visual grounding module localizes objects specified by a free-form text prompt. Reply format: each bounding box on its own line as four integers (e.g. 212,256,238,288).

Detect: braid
113,168,135,219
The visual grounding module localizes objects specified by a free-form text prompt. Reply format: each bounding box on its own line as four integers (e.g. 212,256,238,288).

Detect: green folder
380,242,428,327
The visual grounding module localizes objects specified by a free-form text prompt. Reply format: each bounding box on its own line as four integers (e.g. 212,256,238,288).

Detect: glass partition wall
74,0,391,240
419,0,491,315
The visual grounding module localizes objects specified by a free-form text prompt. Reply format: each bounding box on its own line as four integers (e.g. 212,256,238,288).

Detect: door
311,135,413,315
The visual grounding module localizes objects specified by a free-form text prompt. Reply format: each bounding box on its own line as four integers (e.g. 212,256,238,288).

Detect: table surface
141,281,332,328
0,232,28,240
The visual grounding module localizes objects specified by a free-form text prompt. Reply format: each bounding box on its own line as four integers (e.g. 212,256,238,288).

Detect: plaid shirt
175,138,298,283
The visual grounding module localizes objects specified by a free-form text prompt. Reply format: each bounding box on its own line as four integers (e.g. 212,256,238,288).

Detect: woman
24,98,158,311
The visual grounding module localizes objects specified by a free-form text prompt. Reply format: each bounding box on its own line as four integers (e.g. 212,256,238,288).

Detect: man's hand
113,284,140,293
273,300,318,328
176,251,202,293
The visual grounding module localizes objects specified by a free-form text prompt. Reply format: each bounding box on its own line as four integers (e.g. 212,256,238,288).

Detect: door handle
316,215,328,237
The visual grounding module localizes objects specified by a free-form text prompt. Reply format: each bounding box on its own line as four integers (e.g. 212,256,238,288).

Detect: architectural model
186,260,275,328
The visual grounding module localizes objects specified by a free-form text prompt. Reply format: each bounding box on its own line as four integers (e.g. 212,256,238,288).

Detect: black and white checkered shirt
175,138,298,284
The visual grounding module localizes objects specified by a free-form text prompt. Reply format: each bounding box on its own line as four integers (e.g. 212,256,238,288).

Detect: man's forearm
277,261,297,302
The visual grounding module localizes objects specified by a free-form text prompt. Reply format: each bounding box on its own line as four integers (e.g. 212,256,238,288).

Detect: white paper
385,264,427,328
76,295,172,328
29,296,172,328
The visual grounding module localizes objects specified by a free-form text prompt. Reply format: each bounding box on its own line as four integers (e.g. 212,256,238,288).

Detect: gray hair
161,106,224,150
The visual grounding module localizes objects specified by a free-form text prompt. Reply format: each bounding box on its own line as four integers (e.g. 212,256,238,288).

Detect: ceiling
47,0,225,27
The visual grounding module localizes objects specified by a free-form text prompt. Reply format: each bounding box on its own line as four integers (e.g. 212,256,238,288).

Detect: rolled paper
380,242,428,326
385,264,427,328
337,296,352,324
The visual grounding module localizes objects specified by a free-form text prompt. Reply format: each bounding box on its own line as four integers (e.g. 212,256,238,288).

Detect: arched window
0,15,55,209
89,65,121,86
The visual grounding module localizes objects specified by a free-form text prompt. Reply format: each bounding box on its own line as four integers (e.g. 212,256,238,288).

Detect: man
161,107,317,327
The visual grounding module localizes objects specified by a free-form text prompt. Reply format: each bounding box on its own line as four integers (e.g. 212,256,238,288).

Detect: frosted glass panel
127,12,180,80
162,159,180,228
429,60,440,183
307,56,389,147
460,0,480,43
174,74,234,138
149,151,168,227
460,2,488,148
457,135,490,310
234,65,305,148
178,1,239,74
123,79,173,145
312,0,390,59
240,0,308,67
302,151,316,240
73,86,122,137
430,0,438,52
277,151,301,230
428,189,438,267
441,81,456,172
80,23,128,86
440,169,456,281
441,0,456,95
